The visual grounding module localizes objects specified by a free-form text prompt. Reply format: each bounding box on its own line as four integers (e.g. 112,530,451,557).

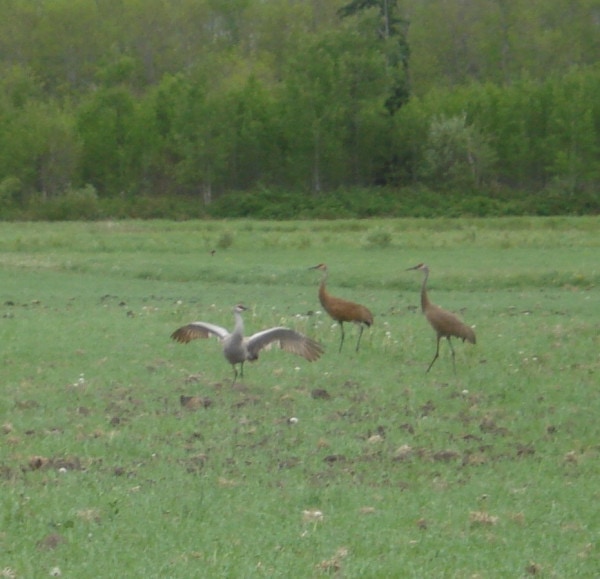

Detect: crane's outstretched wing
246,327,324,361
171,322,230,343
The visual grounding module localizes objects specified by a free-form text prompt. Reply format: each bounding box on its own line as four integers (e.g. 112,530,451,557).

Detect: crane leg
338,322,345,353
426,337,441,373
355,323,365,352
447,338,456,374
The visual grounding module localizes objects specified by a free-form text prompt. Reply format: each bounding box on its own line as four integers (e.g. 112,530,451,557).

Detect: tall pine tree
338,0,410,114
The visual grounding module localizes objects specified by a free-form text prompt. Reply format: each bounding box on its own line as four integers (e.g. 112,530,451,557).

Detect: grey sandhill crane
171,304,324,384
407,263,476,373
310,263,374,353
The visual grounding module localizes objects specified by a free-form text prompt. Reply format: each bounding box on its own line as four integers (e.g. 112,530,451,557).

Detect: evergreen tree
338,0,410,114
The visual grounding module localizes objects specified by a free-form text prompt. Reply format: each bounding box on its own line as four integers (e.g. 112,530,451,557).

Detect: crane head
309,263,327,272
233,304,249,313
406,263,428,272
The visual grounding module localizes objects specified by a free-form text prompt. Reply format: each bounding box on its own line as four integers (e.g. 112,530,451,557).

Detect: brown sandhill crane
407,263,476,373
310,263,374,353
171,304,324,384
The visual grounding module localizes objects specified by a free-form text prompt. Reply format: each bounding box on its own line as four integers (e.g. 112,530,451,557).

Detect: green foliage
338,0,410,115
0,2,599,215
36,184,100,221
76,87,138,195
419,113,496,190
0,99,81,201
0,177,23,207
363,227,392,248
0,64,42,108
408,0,600,91
216,231,234,249
208,189,307,219
3,184,598,221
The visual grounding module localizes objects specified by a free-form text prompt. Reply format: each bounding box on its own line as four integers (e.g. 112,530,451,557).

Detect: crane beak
406,263,425,271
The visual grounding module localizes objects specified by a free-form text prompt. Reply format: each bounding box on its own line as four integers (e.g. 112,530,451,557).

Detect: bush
216,231,234,249
26,185,100,221
2,183,597,221
0,177,24,207
363,228,392,248
457,195,503,217
420,114,497,191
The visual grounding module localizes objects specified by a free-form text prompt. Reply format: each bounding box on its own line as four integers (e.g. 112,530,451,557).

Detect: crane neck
318,269,329,294
420,269,431,312
232,310,245,340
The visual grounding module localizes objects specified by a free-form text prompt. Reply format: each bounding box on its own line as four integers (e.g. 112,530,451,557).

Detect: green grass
1,217,599,577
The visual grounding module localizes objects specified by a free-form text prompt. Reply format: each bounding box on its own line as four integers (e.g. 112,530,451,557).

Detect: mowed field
1,217,598,577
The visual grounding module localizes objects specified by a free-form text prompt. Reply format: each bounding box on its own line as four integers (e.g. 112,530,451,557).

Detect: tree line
0,0,599,218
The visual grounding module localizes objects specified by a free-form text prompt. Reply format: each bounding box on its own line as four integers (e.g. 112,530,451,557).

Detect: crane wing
171,321,230,343
323,294,373,325
426,305,476,344
246,327,324,362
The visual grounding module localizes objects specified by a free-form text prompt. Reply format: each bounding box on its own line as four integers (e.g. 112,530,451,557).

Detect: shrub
363,228,392,248
216,231,234,249
457,195,503,217
420,114,497,191
30,184,101,221
0,177,24,208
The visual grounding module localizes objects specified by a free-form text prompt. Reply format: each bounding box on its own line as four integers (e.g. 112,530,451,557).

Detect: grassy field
1,217,598,577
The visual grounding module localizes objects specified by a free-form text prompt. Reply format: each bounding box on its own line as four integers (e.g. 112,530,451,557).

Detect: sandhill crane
171,304,324,384
310,263,374,353
407,263,476,373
